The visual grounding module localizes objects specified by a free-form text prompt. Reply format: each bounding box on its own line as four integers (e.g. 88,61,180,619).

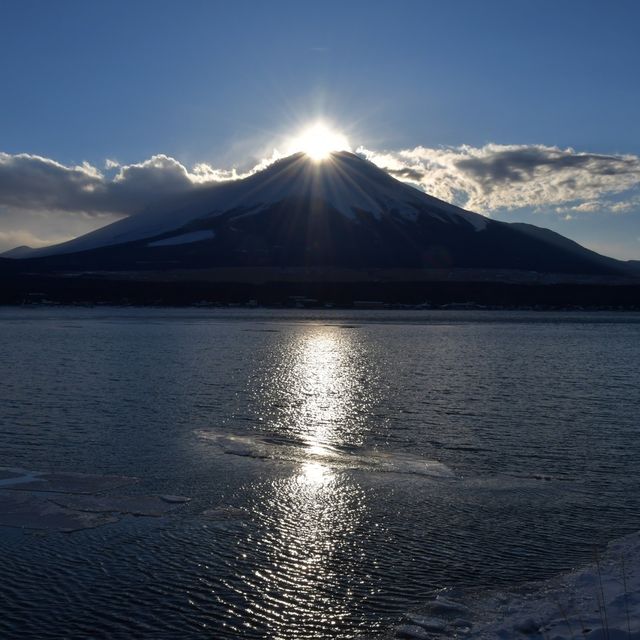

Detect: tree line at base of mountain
2,273,639,309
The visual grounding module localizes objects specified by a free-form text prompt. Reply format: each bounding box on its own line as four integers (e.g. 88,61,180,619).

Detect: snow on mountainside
15,152,488,258
1,151,631,277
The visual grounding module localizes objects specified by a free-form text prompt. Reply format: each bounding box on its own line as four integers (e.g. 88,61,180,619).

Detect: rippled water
1,308,639,639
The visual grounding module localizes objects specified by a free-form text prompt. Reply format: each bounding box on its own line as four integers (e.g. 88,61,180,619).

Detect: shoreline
394,530,640,639
3,301,640,312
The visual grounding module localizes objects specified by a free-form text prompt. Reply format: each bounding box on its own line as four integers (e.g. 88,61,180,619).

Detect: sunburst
286,122,351,161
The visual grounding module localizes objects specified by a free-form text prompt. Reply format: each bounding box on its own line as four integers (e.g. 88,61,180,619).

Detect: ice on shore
396,531,640,639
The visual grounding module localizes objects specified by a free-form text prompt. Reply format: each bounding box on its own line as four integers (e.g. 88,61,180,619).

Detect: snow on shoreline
395,531,640,639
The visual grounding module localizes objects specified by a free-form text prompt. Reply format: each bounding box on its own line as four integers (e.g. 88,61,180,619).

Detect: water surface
1,308,639,638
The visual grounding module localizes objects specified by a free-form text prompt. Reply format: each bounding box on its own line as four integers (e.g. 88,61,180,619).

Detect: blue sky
1,0,639,259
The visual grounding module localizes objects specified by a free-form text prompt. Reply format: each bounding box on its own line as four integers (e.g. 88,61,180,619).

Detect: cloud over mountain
1,143,639,255
2,144,639,220
0,152,235,217
359,143,640,214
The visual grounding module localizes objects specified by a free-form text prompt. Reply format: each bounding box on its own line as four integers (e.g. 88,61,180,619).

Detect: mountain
1,151,633,277
627,260,640,274
0,245,35,258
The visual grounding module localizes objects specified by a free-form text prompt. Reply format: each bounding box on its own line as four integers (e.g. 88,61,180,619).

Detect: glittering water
1,308,640,639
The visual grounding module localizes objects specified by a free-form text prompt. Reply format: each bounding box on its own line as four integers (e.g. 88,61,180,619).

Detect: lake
1,307,639,639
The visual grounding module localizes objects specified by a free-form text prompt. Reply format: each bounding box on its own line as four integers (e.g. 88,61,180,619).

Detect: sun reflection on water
299,460,332,484
269,326,372,458
230,326,379,637
237,459,369,639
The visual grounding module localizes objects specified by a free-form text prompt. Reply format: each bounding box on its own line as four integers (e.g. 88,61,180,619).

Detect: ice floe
0,491,119,533
47,494,189,517
0,467,190,533
0,467,137,493
196,430,455,478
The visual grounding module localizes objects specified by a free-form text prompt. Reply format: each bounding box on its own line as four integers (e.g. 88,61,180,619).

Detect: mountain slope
2,151,630,276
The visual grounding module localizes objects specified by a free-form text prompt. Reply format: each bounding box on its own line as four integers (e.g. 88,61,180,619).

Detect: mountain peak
4,149,628,278
22,150,488,258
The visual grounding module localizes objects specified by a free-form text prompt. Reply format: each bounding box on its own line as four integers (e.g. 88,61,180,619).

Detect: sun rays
286,122,351,160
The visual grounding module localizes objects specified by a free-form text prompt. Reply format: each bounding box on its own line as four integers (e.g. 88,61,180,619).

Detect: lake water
1,307,639,639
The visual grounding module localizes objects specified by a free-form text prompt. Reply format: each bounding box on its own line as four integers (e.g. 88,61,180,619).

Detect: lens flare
287,123,350,160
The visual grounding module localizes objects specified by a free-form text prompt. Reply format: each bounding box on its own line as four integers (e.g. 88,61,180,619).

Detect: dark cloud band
0,153,226,217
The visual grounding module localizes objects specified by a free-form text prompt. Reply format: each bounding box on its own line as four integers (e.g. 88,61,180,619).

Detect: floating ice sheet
0,468,190,533
0,491,119,533
48,494,189,517
197,430,455,478
0,467,137,494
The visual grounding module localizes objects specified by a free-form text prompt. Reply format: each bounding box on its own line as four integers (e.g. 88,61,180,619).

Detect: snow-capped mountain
2,151,629,275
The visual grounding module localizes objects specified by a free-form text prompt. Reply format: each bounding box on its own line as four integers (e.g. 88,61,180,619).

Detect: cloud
358,143,640,214
0,151,287,252
0,152,244,219
1,143,640,254
555,201,603,214
4,144,638,222
0,151,281,253
609,197,640,213
386,167,425,181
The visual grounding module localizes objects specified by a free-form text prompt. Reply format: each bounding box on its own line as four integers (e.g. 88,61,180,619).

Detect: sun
286,123,350,161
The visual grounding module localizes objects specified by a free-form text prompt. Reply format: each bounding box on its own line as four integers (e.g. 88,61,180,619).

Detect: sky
1,0,639,259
